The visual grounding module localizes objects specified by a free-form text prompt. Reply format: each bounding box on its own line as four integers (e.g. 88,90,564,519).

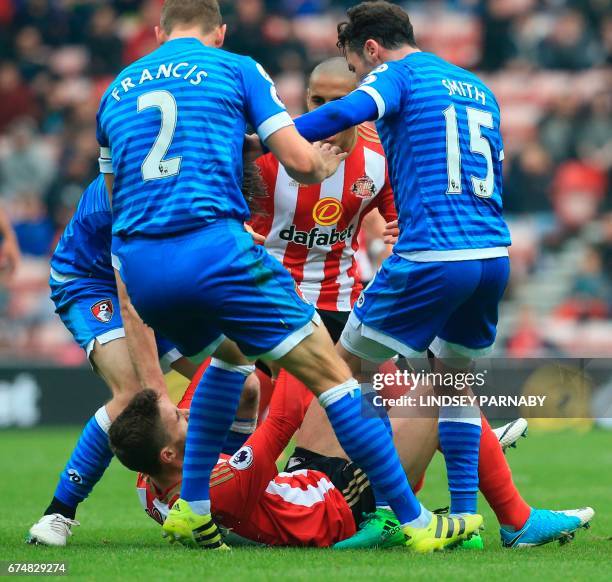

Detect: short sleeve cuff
98,147,113,174
357,86,386,120
257,111,294,143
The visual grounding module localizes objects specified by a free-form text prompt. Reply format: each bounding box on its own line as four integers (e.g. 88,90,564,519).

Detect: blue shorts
113,219,317,359
50,274,125,358
342,254,510,364
50,273,179,367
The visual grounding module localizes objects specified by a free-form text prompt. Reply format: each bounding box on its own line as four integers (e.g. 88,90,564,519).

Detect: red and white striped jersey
136,462,355,547
210,463,356,547
136,473,179,527
135,376,355,547
252,124,397,312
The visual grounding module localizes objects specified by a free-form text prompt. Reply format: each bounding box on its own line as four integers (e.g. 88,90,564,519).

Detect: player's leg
157,341,255,551
337,255,488,550
175,338,254,523
430,256,509,517
178,356,261,456
222,371,260,455
478,416,595,547
118,262,255,520
112,235,256,541
275,318,478,554
28,284,139,545
212,368,315,521
193,230,432,549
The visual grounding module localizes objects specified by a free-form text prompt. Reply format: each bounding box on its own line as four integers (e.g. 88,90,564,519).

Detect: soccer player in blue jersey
27,175,260,546
267,0,592,547
97,0,481,552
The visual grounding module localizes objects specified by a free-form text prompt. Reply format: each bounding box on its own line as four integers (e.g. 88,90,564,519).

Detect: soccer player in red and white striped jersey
125,370,363,547
251,58,396,339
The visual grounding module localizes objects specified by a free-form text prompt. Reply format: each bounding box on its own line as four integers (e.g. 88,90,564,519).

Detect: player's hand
314,141,348,179
244,223,266,244
383,220,399,245
243,133,264,162
0,234,21,278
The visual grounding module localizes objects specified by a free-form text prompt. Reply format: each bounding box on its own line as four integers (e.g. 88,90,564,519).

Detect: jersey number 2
443,105,494,198
137,90,182,181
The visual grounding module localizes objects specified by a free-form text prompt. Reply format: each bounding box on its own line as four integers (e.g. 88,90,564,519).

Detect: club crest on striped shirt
350,175,376,199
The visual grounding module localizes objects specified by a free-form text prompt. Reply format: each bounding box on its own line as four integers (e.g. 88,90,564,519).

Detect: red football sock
256,368,275,423
413,474,425,495
479,416,531,530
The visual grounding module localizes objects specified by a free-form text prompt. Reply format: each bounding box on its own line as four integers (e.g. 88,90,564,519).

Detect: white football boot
493,418,528,451
27,514,80,546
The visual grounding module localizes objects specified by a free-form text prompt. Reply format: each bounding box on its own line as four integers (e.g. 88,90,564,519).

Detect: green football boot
333,508,406,549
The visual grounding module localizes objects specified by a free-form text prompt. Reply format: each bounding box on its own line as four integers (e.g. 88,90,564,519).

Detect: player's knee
240,372,260,410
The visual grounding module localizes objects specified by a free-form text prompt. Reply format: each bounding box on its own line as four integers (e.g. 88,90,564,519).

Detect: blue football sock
363,390,393,508
181,359,253,514
438,405,482,515
221,417,257,456
53,407,113,511
320,381,422,525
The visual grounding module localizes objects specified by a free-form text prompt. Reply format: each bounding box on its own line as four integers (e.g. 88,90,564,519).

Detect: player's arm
96,101,114,204
376,174,399,247
114,269,168,394
361,209,392,267
293,64,404,143
383,219,399,245
242,59,346,184
293,91,379,143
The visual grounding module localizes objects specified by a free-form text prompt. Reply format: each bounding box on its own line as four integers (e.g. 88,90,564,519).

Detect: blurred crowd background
0,0,610,364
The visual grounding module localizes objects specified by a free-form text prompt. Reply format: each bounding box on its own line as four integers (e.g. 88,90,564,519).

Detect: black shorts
284,447,375,527
317,309,350,344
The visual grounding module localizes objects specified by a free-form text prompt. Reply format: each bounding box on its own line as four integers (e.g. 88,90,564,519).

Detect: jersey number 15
443,105,495,199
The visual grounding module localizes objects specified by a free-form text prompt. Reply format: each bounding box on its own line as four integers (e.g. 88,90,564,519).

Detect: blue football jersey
50,175,114,281
356,52,511,258
96,38,293,238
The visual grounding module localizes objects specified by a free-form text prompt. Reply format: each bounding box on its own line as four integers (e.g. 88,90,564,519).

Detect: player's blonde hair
160,0,222,35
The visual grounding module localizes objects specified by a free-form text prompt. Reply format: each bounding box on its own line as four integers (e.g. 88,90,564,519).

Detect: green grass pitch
1,428,610,580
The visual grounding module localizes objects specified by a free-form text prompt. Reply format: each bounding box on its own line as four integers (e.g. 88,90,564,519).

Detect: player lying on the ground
27,175,260,546
100,0,481,552
110,363,593,549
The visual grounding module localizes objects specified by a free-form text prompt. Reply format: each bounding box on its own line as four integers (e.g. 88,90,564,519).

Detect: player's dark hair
337,1,417,54
160,0,222,35
108,389,170,476
242,161,268,216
